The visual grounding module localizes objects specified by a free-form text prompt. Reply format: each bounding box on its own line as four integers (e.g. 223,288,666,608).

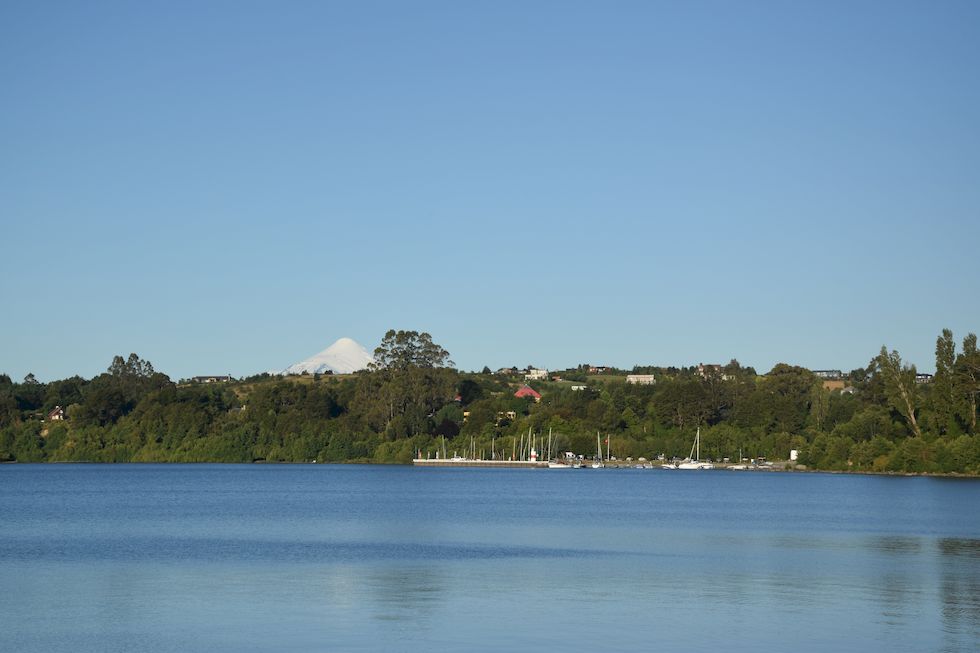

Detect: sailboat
676,426,714,470
546,428,571,468
591,433,604,468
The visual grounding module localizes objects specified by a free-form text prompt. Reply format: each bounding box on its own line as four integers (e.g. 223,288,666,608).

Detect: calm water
1,465,978,652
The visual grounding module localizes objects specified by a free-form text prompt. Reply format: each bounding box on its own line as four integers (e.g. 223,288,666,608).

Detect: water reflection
0,535,608,564
874,572,922,627
864,535,926,630
938,538,980,558
682,531,974,650
4,465,980,653
939,538,980,649
866,535,922,555
365,566,445,624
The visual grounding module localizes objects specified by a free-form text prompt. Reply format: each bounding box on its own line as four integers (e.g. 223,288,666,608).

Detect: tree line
1,329,979,474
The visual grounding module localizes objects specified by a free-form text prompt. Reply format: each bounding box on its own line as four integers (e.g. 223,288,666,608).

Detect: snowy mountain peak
283,337,375,375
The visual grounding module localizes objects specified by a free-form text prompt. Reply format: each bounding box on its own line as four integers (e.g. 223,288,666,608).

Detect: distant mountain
282,337,375,375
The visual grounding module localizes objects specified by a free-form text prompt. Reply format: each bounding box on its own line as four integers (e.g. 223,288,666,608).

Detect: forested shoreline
2,329,979,475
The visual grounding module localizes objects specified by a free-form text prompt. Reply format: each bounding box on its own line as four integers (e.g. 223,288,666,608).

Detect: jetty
413,458,548,468
415,434,551,468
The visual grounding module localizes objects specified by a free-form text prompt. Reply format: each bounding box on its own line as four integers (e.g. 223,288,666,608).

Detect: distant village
182,362,936,394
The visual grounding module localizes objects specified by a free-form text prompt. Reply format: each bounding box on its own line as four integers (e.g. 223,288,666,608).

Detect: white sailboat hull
676,461,714,470
677,427,714,469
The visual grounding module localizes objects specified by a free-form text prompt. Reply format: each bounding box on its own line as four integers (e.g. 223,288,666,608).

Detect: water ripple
0,535,616,564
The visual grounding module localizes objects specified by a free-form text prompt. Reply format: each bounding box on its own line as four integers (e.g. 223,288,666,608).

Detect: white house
626,374,656,385
813,370,843,380
697,363,730,381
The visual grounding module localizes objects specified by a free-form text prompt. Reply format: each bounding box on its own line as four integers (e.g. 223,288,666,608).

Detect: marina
412,456,784,470
412,458,548,468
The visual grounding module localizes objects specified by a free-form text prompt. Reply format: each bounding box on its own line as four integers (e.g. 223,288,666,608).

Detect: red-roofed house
514,385,542,402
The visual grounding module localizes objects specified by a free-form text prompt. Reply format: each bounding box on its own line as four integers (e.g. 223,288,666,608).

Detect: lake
1,464,978,652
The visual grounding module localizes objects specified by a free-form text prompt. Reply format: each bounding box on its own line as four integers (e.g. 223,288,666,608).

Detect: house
915,373,934,384
589,365,610,374
514,385,542,402
571,385,588,391
697,363,721,377
813,370,843,380
626,374,656,385
192,375,233,383
697,363,730,381
46,406,66,421
524,368,549,381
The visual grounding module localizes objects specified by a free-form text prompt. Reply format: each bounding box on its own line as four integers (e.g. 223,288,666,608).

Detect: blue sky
2,1,978,381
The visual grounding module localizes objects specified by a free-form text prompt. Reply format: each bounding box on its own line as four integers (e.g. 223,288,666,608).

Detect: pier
412,458,549,469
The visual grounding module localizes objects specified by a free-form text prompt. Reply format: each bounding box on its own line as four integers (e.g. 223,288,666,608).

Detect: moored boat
676,427,714,470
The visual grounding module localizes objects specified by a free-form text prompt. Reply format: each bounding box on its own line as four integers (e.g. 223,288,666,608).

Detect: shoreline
2,459,978,478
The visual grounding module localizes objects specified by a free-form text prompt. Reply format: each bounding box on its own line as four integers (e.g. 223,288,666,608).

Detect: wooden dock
412,459,549,469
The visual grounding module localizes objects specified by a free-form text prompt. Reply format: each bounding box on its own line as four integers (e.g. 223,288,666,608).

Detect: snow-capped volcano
283,337,375,375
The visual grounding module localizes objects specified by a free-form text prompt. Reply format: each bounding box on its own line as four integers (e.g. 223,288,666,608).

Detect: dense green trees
875,347,922,438
371,330,453,370
933,329,957,434
1,330,979,473
363,330,458,438
71,354,171,428
956,334,980,433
